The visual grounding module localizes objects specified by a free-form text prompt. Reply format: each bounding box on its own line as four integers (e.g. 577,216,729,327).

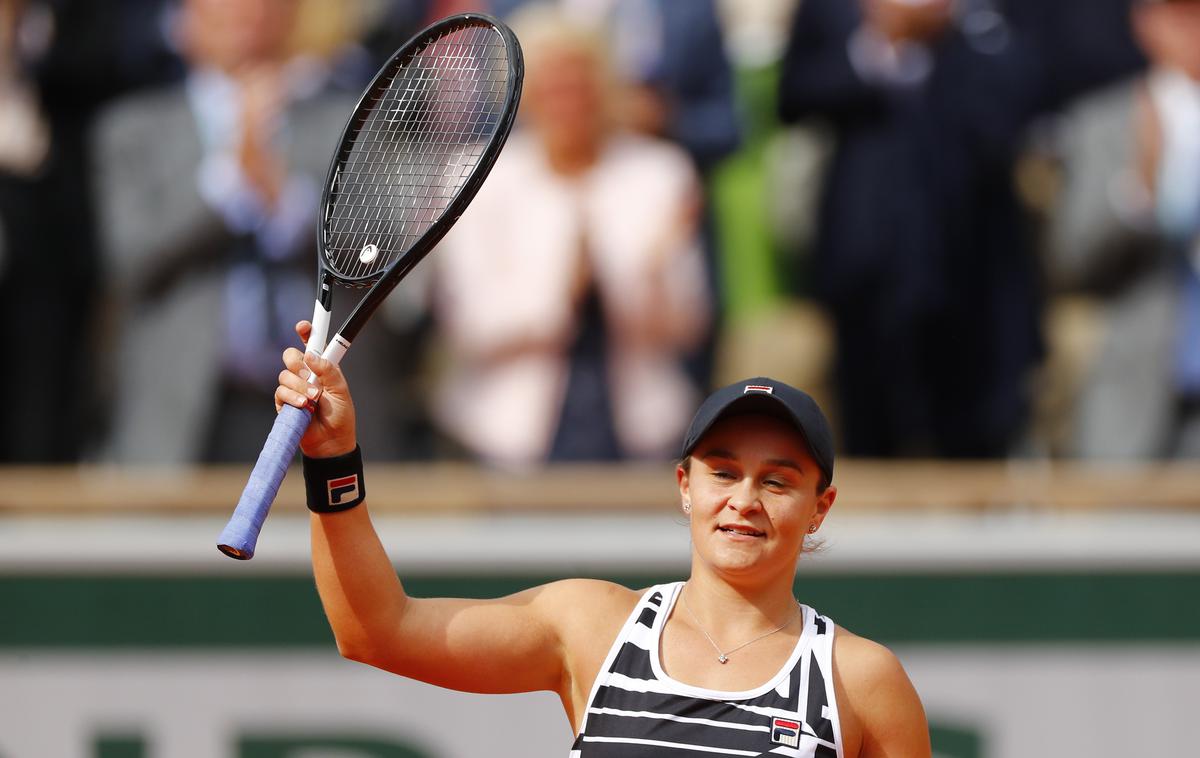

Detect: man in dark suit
93,0,421,464
778,0,1045,457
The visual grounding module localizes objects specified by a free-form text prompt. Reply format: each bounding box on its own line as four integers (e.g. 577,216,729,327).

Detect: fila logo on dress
772,717,802,748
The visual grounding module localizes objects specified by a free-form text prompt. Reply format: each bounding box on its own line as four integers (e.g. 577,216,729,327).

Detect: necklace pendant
717,654,728,664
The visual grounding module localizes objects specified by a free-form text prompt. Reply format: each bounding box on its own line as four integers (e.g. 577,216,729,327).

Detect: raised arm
275,324,634,704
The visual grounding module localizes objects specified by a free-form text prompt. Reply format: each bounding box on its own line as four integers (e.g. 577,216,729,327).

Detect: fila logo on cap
771,717,801,747
327,474,360,506
743,384,774,394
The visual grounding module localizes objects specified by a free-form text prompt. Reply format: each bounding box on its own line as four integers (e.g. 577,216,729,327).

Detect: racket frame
217,13,523,560
314,13,523,364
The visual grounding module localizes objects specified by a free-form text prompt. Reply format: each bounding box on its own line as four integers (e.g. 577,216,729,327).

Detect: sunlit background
1,0,1198,756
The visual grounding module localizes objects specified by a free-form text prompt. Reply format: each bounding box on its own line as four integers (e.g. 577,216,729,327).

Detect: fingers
278,330,350,416
281,348,341,387
295,320,312,345
276,365,321,411
275,384,315,412
279,345,324,411
303,352,347,394
283,347,307,373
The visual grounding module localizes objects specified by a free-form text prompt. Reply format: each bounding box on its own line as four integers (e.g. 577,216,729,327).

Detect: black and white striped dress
569,582,842,758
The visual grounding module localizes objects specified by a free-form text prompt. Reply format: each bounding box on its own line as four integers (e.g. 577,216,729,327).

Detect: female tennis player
277,322,930,758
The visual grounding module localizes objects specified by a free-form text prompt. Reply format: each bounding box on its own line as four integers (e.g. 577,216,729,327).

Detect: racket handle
217,403,313,560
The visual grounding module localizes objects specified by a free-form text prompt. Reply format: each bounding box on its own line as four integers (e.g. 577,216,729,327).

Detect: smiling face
677,413,836,587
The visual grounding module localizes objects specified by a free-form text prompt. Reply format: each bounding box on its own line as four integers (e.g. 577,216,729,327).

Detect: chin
705,545,772,576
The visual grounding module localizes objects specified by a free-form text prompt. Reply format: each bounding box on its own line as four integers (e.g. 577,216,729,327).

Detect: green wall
4,570,1198,647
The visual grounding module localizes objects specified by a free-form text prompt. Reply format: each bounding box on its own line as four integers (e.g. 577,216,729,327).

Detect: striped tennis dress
569,582,842,758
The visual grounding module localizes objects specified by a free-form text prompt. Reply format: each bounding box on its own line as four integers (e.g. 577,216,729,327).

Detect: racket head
317,13,523,305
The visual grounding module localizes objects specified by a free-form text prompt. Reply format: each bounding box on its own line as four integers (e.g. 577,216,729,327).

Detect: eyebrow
700,450,805,474
765,458,804,474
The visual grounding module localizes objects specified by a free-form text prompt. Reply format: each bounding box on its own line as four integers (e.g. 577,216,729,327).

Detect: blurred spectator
314,0,436,87
429,6,711,467
705,0,836,405
485,0,739,390
1005,0,1145,112
0,0,179,462
778,0,1045,458
489,0,740,174
92,0,419,464
1049,0,1200,458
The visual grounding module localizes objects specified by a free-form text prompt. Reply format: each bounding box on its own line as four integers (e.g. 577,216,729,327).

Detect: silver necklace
680,587,800,664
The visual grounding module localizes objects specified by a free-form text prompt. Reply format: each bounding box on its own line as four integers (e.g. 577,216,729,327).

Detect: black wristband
303,445,366,513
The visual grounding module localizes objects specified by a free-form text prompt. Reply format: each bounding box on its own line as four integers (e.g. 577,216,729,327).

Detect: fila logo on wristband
304,446,365,513
771,717,801,747
327,474,360,506
744,384,774,394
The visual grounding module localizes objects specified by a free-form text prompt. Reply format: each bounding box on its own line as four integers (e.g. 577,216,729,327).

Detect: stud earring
807,523,817,533
682,500,691,514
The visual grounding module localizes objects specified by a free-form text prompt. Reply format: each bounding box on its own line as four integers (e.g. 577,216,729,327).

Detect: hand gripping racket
217,14,523,560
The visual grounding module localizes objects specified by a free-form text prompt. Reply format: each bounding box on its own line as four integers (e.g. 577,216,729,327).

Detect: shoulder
602,134,697,183
293,87,358,130
539,578,642,626
1063,75,1140,125
468,131,547,192
1057,77,1140,158
832,626,931,758
545,580,643,672
833,626,909,685
543,580,650,728
93,85,191,152
289,88,358,170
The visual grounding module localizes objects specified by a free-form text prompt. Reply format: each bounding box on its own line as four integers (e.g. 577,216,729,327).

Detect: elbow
330,620,406,671
328,623,382,666
334,636,380,667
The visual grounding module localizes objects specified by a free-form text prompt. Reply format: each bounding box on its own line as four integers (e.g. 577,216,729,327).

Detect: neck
681,565,800,637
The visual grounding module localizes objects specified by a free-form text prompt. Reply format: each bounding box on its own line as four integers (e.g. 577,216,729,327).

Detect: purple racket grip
217,402,314,560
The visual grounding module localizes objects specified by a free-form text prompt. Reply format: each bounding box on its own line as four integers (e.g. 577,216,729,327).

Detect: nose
726,478,761,514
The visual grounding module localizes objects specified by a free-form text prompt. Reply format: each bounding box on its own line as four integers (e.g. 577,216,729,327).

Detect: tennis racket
217,13,523,560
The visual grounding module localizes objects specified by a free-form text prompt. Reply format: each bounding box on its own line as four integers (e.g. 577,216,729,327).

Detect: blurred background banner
3,463,1200,758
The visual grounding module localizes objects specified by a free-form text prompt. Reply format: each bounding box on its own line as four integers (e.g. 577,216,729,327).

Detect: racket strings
323,23,512,283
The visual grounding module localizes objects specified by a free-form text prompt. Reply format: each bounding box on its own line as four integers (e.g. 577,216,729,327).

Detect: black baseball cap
680,377,835,484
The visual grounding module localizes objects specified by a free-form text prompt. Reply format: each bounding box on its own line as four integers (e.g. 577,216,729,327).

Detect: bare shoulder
543,579,644,730
833,627,911,690
833,626,931,758
532,578,648,647
535,578,641,639
538,577,641,608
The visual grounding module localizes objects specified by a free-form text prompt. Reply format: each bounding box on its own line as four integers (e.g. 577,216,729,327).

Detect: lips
718,524,765,538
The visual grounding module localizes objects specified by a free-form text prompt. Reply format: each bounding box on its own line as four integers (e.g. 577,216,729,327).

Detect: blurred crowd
2,0,1198,467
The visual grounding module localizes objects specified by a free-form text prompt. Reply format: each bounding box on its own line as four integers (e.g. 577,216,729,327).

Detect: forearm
310,505,409,662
